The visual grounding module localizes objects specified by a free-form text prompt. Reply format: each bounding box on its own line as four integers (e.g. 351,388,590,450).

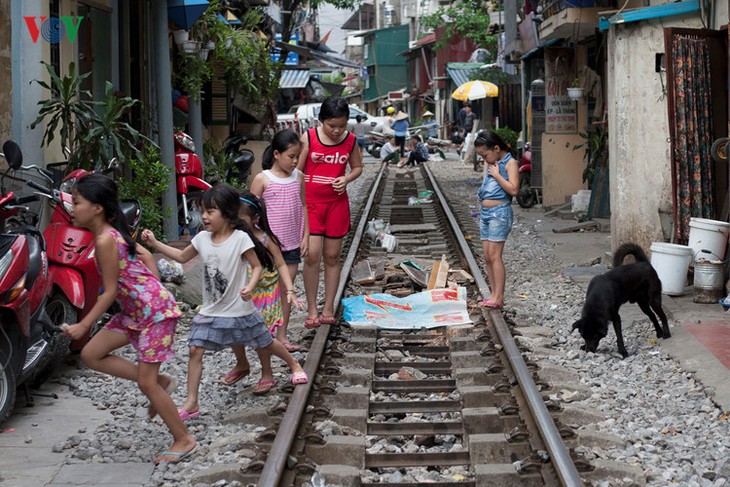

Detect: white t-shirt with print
191,230,257,317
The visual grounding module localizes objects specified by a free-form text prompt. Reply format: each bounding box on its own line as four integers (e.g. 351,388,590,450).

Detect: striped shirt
261,169,304,252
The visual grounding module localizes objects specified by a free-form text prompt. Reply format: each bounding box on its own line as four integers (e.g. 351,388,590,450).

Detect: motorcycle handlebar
27,180,52,194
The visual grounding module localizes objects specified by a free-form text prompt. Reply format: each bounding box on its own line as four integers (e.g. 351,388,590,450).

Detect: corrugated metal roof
279,70,311,89
445,63,481,87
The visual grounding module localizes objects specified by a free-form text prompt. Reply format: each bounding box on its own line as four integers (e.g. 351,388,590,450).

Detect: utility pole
152,0,179,241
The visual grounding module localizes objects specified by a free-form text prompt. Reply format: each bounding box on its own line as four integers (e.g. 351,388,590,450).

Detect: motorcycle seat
25,234,42,290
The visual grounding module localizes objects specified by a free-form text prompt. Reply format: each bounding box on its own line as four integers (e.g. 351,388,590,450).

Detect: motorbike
25,161,141,352
0,141,58,423
174,131,212,236
366,131,389,159
516,142,538,209
223,132,255,185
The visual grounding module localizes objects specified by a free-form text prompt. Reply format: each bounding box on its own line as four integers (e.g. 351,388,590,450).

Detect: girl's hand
286,291,305,310
332,177,347,194
240,286,254,301
141,229,157,245
61,322,88,341
300,236,309,257
486,163,500,179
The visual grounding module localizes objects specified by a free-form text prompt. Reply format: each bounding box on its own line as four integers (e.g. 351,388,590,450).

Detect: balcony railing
537,0,617,42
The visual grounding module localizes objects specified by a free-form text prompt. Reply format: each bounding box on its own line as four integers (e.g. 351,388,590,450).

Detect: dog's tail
613,242,649,267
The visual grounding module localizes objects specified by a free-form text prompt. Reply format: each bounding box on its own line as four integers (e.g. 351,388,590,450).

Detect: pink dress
103,229,182,362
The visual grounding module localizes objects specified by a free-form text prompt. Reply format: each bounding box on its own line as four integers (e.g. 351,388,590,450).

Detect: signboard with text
544,47,577,133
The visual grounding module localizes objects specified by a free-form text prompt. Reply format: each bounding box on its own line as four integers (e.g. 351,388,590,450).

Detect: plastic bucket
688,217,729,262
650,243,693,296
693,261,725,304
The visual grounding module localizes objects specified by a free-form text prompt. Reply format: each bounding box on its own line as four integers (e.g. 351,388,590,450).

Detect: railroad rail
254,163,587,486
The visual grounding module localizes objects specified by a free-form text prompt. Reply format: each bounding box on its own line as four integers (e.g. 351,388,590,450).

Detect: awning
279,70,311,89
445,63,482,87
273,40,362,69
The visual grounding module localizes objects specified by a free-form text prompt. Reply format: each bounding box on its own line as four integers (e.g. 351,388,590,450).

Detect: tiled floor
682,322,730,370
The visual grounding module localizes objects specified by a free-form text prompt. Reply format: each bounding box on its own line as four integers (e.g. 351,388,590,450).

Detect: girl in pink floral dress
61,173,197,464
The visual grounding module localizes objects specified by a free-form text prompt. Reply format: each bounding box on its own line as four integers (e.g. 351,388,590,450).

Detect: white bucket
650,242,693,295
688,217,729,262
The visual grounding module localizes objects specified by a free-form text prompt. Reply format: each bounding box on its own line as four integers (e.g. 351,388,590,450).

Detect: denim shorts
479,203,514,241
282,247,301,264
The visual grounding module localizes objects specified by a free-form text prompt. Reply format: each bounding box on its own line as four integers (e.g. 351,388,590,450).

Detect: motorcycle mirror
2,140,23,169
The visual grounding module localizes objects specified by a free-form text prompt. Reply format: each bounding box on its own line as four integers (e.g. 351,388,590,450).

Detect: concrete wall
0,0,11,146
607,15,702,252
541,133,586,207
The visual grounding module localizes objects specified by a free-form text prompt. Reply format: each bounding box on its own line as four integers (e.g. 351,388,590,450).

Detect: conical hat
422,111,434,117
394,111,408,121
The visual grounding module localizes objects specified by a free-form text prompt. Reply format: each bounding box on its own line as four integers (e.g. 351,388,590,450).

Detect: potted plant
567,78,583,101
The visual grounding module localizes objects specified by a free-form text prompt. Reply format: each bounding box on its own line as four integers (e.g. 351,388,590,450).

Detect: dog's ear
571,320,582,333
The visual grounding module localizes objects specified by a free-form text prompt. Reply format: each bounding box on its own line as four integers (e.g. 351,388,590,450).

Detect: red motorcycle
174,132,211,236
0,141,58,422
516,142,537,208
26,162,140,351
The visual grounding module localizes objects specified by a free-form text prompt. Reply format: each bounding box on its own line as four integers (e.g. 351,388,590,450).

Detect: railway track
252,164,589,486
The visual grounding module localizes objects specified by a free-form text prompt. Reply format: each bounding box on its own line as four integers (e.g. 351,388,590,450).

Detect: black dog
572,243,671,357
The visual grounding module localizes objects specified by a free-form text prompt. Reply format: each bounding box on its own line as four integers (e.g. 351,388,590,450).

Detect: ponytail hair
73,173,137,258
238,191,279,269
474,130,517,159
262,129,302,170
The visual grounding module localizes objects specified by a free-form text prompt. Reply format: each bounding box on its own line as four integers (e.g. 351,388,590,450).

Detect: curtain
671,35,714,243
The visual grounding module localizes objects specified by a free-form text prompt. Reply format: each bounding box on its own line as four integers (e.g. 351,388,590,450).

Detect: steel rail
256,164,387,487
423,164,584,487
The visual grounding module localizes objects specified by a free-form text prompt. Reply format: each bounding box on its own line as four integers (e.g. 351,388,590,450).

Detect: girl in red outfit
297,97,363,327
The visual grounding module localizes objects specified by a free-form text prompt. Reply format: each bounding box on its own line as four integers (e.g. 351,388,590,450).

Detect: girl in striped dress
250,129,308,350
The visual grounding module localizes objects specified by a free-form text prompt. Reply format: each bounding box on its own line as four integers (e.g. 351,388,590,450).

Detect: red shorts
307,198,351,238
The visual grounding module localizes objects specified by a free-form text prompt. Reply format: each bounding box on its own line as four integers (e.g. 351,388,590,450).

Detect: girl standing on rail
61,174,197,464
297,97,363,328
250,129,308,351
473,130,519,309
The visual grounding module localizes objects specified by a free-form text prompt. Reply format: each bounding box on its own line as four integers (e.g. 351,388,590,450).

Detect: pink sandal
291,371,308,385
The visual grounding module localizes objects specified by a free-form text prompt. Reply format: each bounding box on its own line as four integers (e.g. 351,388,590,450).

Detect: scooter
174,131,211,236
223,132,255,184
0,141,57,423
366,131,388,159
516,142,538,209
25,161,141,351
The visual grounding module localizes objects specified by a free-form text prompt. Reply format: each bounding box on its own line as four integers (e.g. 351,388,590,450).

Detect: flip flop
291,371,308,385
178,408,200,421
222,368,250,386
318,315,336,325
153,443,199,464
252,379,278,395
282,341,301,352
148,376,178,419
304,317,320,329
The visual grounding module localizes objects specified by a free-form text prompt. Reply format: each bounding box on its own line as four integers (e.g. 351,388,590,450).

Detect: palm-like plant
31,62,155,170
81,82,151,167
30,62,97,167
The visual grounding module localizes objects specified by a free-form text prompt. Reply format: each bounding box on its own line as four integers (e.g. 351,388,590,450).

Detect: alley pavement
1,169,729,485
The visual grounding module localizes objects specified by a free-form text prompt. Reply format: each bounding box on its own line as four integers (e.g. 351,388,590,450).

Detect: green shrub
118,146,171,238
493,127,519,151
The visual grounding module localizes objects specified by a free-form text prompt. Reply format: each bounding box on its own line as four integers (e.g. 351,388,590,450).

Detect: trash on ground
157,259,184,284
342,287,472,329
